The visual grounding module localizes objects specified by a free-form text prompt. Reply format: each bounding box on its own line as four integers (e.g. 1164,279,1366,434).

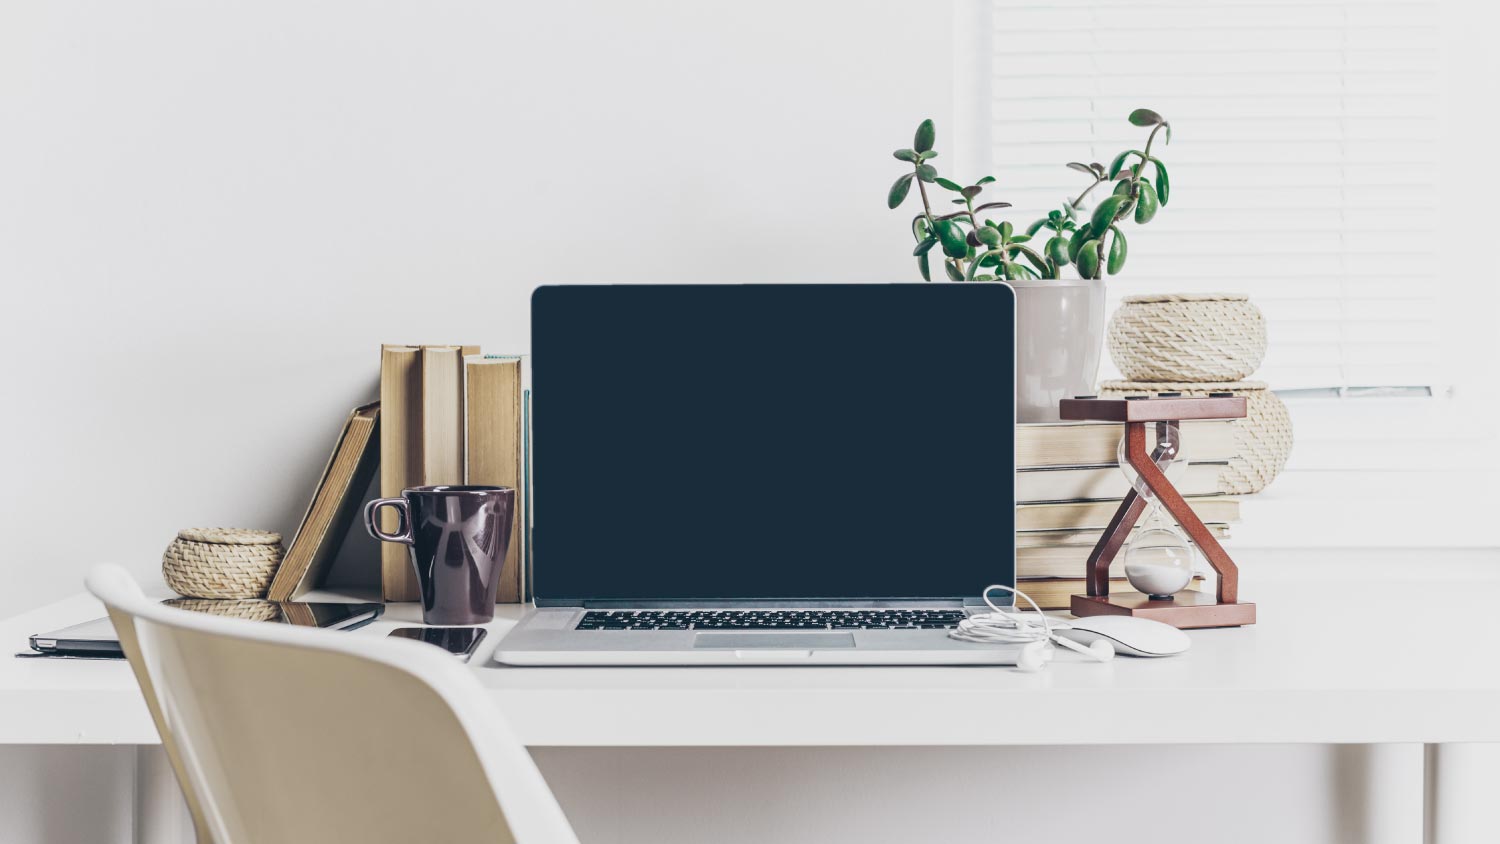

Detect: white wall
0,0,954,616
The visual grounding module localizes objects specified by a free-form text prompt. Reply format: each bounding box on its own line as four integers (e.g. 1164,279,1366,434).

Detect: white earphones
950,584,1114,671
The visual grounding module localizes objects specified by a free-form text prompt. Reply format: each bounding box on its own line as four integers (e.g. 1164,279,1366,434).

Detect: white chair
86,564,580,844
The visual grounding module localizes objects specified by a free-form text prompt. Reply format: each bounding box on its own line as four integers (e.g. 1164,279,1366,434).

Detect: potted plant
887,110,1173,421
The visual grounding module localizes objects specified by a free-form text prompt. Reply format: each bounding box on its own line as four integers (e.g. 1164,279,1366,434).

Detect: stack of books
378,345,527,604
1014,420,1240,608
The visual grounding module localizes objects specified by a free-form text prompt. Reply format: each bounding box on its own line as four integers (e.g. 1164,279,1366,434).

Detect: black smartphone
388,627,488,661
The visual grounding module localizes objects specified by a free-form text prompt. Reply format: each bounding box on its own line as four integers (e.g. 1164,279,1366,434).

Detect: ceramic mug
363,485,515,625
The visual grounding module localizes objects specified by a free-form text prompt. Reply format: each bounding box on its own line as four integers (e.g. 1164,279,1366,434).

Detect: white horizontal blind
987,0,1441,390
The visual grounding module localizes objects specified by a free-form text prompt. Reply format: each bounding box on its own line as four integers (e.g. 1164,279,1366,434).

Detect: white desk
3,560,1498,843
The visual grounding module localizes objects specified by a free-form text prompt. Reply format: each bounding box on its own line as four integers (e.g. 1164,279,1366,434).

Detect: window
979,0,1442,391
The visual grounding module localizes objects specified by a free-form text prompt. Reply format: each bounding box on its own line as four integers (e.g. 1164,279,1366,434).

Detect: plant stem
1131,124,1165,187
1068,175,1107,212
913,165,936,226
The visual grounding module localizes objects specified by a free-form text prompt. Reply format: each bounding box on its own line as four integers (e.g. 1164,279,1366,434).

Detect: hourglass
1058,394,1257,629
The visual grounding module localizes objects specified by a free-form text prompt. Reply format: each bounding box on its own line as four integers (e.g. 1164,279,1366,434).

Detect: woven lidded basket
1100,380,1293,494
1109,293,1267,382
162,527,283,599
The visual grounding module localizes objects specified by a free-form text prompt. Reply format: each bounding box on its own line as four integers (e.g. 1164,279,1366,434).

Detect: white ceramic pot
1011,277,1107,423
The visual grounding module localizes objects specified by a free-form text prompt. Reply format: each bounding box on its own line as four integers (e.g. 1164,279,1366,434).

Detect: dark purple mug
363,485,516,625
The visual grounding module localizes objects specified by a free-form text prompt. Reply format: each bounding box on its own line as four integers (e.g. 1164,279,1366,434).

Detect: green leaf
934,219,969,259
1013,245,1049,276
913,236,938,256
1000,220,1013,240
978,252,1002,267
1063,202,1077,221
973,202,1012,214
1068,223,1093,262
1129,108,1164,127
1090,195,1131,236
976,176,996,185
1153,159,1170,206
1047,236,1069,266
1107,150,1144,179
893,149,919,162
1048,210,1062,222
1163,123,1172,145
916,164,938,183
944,259,964,281
1134,182,1159,223
1066,162,1094,176
1077,240,1101,278
1114,179,1132,196
911,216,929,242
1008,233,1031,244
935,177,963,191
1025,219,1048,237
887,174,913,209
961,185,982,200
1107,225,1127,274
975,274,996,281
914,119,936,154
975,226,1001,247
917,150,938,161
917,250,931,281
951,198,966,205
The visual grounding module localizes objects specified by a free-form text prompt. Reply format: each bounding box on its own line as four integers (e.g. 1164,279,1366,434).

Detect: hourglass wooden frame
1058,395,1256,629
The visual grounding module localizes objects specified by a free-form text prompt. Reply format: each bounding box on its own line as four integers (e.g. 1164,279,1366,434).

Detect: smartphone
388,627,488,661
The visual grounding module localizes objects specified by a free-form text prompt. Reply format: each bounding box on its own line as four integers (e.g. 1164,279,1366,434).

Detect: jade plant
887,109,1172,282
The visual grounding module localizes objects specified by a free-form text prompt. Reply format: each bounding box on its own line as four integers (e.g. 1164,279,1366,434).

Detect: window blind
986,0,1441,390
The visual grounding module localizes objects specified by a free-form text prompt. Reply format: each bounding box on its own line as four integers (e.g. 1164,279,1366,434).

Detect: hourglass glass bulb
1117,422,1197,599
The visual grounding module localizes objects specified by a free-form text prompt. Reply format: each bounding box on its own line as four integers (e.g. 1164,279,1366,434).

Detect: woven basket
162,597,284,623
1108,294,1267,382
1100,380,1293,494
162,527,283,599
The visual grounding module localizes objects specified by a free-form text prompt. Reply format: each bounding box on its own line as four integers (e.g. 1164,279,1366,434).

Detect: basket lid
1122,293,1249,304
176,527,282,545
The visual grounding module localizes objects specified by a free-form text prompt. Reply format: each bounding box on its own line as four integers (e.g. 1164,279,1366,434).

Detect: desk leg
1423,743,1500,844
134,746,195,844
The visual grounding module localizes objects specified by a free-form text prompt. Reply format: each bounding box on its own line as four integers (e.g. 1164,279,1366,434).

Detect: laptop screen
530,284,1015,604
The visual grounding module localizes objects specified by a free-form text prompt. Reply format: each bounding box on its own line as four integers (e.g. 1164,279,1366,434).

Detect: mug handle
364,497,414,544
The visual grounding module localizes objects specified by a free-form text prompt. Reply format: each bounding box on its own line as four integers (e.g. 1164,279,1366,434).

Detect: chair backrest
86,565,578,844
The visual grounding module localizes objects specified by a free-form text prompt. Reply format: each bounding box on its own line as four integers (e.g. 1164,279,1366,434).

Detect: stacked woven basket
1104,293,1292,493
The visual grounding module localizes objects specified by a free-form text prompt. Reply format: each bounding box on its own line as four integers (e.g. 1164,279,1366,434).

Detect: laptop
494,283,1019,666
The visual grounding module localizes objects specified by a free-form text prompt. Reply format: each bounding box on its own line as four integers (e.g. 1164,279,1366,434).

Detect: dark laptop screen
530,284,1015,603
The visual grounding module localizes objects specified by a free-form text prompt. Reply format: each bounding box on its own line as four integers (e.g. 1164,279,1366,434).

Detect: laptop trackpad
693,633,856,649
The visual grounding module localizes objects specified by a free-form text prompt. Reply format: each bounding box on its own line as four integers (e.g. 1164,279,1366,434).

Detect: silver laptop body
494,284,1020,667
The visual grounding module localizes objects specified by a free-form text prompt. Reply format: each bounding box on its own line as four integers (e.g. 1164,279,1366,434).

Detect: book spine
463,356,525,604
421,346,465,486
380,346,423,601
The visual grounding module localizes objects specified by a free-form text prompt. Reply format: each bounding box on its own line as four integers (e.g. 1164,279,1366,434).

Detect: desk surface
4,572,1498,747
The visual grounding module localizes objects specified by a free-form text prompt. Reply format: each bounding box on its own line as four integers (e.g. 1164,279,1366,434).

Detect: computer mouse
1054,616,1191,658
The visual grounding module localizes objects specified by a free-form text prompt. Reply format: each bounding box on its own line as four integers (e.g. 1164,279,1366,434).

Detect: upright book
268,402,381,600
464,355,525,603
379,345,423,601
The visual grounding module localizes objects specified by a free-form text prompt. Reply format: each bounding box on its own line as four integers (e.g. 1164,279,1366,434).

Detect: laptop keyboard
574,609,966,631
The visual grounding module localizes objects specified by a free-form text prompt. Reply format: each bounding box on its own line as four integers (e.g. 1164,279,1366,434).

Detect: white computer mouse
1054,615,1191,658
